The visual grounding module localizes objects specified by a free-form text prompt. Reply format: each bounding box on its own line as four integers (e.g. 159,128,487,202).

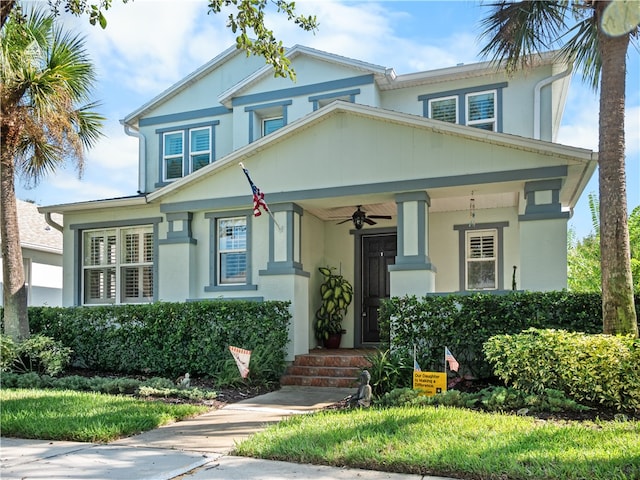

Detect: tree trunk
0,151,29,341
0,0,16,29
597,8,638,337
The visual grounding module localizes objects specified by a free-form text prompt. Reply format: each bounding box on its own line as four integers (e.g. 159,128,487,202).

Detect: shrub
0,334,17,372
29,300,290,382
377,385,589,414
379,292,632,378
4,334,72,376
364,349,413,398
484,328,640,411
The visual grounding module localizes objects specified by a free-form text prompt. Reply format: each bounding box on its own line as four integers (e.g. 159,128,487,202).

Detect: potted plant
314,266,353,348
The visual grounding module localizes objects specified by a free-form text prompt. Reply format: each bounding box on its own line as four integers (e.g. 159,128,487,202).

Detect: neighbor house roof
7,200,63,254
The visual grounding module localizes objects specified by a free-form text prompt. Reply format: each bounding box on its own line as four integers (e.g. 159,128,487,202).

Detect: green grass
0,388,208,443
235,406,640,480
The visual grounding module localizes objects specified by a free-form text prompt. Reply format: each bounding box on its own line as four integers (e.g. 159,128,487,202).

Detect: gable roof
217,44,390,107
122,45,243,125
146,100,596,207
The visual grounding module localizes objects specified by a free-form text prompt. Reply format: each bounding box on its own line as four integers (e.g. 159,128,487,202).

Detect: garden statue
347,370,372,408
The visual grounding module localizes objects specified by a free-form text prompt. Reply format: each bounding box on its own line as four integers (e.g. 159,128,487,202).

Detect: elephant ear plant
314,267,353,342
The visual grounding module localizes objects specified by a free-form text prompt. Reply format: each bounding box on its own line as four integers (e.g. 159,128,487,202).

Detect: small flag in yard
445,347,459,372
240,162,269,217
229,346,252,378
414,358,421,371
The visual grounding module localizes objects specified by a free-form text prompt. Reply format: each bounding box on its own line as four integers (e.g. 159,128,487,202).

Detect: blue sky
16,0,639,239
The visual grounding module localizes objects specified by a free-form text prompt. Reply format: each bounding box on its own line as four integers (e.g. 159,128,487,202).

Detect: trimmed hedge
379,291,640,378
27,301,291,381
484,328,640,411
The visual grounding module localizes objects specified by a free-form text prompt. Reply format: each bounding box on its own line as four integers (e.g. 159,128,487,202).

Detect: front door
360,234,396,344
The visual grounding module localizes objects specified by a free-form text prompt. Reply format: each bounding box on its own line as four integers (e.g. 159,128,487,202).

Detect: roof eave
38,195,148,214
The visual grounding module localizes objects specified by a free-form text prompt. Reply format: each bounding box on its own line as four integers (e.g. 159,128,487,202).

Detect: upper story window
428,96,458,124
157,121,218,185
466,91,496,131
262,117,284,136
244,100,291,143
82,226,154,305
419,82,507,133
163,132,184,180
190,127,212,172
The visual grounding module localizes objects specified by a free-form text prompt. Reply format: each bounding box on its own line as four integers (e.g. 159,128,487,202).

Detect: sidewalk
0,386,452,480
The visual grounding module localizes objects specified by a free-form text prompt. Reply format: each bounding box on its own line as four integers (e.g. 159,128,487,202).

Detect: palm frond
478,0,570,72
559,15,600,90
1,4,103,186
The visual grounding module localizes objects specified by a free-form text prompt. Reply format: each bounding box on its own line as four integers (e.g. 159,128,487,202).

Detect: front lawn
0,389,208,443
235,405,639,480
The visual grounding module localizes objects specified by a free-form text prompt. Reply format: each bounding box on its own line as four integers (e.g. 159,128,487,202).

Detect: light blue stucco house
40,45,597,359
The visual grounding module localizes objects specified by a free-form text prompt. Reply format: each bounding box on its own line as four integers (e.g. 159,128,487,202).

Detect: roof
9,200,63,254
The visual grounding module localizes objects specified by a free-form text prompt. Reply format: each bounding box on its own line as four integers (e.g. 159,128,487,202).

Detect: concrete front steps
280,348,372,388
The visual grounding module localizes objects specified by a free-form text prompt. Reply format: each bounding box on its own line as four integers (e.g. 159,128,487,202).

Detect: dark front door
361,234,396,344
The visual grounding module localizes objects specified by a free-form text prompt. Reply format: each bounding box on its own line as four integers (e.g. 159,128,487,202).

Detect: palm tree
1,5,104,340
479,1,638,337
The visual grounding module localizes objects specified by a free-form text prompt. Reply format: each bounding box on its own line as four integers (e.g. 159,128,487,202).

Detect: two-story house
40,44,597,359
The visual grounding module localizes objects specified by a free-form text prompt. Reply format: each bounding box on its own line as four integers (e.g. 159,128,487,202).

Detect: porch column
389,191,437,296
158,212,197,301
259,203,310,361
518,179,569,291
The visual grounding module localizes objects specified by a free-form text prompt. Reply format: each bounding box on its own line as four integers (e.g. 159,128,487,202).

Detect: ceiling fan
336,206,392,230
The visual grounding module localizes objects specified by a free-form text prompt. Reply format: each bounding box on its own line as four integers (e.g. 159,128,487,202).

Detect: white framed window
190,127,211,172
163,131,184,181
465,229,497,290
262,116,284,136
83,226,154,304
466,90,496,131
217,217,247,285
428,96,458,124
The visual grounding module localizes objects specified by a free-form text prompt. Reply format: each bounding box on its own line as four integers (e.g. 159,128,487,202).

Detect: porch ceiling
303,191,520,222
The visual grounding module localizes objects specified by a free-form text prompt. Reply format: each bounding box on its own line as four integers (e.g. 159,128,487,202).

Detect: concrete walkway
0,386,452,480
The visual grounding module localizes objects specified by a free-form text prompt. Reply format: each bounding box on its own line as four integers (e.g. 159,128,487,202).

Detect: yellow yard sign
413,371,447,396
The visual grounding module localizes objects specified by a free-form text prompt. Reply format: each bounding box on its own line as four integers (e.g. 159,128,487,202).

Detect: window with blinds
190,127,211,172
83,227,154,304
429,96,458,124
466,229,497,290
163,131,184,180
217,217,247,285
466,91,496,131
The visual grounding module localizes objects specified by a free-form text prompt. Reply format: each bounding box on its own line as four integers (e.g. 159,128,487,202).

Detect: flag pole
444,346,447,374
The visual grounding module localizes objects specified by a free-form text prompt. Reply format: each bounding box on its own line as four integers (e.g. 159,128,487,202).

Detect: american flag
445,347,459,372
241,164,269,217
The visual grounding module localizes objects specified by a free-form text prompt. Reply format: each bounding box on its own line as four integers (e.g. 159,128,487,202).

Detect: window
158,122,217,183
83,226,154,304
419,82,506,132
466,91,496,131
465,229,497,290
262,117,284,136
217,217,247,285
163,132,183,181
429,96,458,124
190,127,211,172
